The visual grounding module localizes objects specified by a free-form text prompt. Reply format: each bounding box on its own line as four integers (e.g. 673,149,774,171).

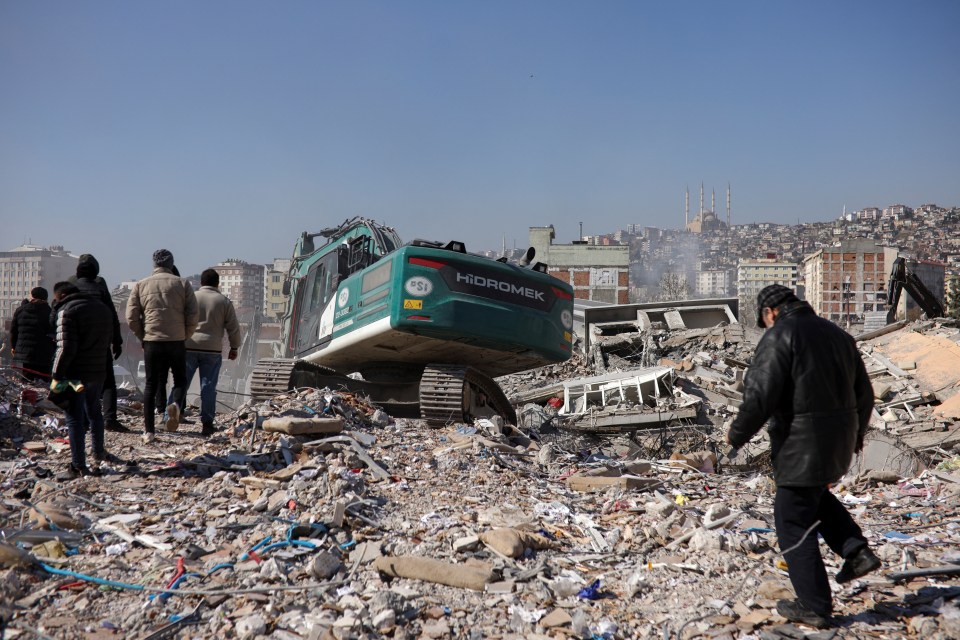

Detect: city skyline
3,1,959,288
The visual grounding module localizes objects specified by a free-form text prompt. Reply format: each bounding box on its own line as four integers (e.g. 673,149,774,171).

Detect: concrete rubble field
1,314,960,639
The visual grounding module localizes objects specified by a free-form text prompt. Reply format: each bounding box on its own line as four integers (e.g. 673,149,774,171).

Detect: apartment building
215,259,265,314
0,245,77,325
695,269,731,297
737,257,798,325
529,226,630,304
801,238,898,326
264,258,291,319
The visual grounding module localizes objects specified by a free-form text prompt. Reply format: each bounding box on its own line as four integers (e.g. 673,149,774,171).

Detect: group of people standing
7,249,241,480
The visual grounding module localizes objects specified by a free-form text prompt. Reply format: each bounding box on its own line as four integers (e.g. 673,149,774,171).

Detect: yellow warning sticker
403,299,423,310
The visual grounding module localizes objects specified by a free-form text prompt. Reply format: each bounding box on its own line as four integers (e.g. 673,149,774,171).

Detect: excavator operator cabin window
308,265,326,313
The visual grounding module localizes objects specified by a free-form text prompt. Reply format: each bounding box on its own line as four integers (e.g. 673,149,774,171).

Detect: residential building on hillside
737,257,798,325
696,269,731,297
0,245,77,325
215,259,265,314
529,226,630,304
264,258,291,319
801,238,898,327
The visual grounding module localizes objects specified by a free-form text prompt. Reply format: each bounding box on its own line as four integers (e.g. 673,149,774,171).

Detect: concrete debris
0,315,958,638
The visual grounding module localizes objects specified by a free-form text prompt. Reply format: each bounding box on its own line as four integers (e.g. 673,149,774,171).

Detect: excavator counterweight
250,218,574,425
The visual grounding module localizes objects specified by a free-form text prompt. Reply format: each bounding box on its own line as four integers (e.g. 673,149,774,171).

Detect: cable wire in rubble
672,519,826,639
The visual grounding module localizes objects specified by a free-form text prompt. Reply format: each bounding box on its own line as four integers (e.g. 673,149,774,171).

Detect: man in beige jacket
126,249,198,443
169,268,242,437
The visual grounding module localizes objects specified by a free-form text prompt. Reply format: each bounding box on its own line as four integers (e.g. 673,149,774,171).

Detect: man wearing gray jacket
126,249,199,443
173,268,242,437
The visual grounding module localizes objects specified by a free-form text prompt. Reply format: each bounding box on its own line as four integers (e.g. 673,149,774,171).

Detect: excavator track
419,365,517,427
249,358,300,400
251,359,517,426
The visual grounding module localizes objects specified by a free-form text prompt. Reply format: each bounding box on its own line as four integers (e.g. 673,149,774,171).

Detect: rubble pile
0,319,959,639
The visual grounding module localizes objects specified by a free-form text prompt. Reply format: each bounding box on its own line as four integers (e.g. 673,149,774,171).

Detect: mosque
685,183,731,233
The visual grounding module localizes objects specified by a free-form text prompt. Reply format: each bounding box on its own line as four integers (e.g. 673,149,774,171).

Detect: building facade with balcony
696,269,731,297
215,259,265,315
263,258,291,319
801,238,899,326
737,258,799,325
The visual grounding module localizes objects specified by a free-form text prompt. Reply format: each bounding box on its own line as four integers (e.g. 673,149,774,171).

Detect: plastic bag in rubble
477,504,535,529
533,501,571,522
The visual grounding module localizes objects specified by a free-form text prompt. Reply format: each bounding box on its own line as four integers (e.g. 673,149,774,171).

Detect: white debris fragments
0,315,958,639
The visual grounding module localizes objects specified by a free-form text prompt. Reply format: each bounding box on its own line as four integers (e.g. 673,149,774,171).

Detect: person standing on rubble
70,254,128,433
726,284,880,629
168,267,241,437
9,287,55,382
49,281,114,479
126,249,198,444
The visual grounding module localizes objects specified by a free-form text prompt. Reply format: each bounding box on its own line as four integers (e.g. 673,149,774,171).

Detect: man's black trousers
142,340,186,434
775,485,869,615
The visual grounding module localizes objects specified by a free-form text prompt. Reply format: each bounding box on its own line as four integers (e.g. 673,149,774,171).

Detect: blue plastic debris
577,579,602,600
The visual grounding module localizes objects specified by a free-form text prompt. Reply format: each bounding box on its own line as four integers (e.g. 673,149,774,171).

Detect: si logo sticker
404,276,433,297
403,299,423,310
337,288,350,307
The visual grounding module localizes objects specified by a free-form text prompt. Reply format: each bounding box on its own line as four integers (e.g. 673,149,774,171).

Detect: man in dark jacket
727,284,880,628
10,287,55,381
70,254,128,432
50,281,114,479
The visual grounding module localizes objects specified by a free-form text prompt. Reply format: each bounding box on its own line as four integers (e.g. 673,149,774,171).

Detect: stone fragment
453,535,481,553
235,614,267,639
310,551,342,580
704,504,731,526
0,543,34,568
349,541,382,565
565,475,657,492
372,608,396,630
540,608,572,628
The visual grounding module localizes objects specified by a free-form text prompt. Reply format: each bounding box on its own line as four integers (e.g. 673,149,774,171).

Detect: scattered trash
1,314,959,638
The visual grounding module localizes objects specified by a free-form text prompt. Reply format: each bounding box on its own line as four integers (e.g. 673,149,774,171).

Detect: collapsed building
0,301,959,639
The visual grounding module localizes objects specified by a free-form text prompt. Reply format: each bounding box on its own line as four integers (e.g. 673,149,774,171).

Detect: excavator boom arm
887,257,944,320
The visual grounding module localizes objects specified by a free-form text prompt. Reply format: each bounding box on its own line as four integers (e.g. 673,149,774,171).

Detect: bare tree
656,272,689,302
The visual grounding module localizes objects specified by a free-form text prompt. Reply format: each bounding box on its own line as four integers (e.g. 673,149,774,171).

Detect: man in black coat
10,287,55,381
70,254,128,432
727,285,880,628
50,281,114,479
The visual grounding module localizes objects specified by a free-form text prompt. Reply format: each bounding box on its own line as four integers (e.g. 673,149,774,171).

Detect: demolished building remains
1,300,959,639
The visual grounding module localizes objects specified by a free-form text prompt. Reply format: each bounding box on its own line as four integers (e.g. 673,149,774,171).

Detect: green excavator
250,218,574,425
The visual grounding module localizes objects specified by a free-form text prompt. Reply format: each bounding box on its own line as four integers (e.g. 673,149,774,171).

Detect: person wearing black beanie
10,287,55,381
69,254,128,435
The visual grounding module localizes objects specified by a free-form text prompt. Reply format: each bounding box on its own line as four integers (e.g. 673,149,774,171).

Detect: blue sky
2,1,958,287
